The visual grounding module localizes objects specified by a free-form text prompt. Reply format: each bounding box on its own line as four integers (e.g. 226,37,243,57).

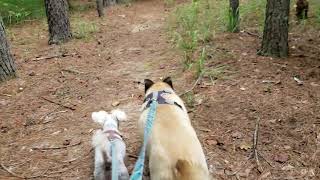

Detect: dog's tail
111,109,127,121
175,159,211,180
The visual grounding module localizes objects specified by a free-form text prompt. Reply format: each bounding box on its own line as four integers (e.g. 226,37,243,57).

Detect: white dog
92,109,129,180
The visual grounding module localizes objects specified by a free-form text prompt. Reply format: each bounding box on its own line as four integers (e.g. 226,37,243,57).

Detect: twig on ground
225,117,273,178
179,76,202,96
0,163,48,179
243,30,262,39
31,141,81,151
62,148,93,163
61,69,84,75
0,93,12,97
31,53,77,61
128,154,138,159
41,110,68,123
40,96,76,111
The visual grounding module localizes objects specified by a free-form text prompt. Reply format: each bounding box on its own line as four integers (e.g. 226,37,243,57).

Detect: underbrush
0,0,95,25
168,0,320,81
72,18,98,40
0,0,45,25
168,0,228,79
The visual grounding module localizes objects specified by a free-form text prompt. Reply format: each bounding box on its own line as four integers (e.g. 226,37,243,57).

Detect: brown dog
138,77,211,180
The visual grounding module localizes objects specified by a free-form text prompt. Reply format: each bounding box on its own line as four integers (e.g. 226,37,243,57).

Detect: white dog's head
92,109,127,130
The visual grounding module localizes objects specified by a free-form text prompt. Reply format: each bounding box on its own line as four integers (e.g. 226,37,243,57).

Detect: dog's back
139,78,211,180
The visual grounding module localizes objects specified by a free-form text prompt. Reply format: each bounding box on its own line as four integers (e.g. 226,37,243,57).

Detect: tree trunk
229,0,240,32
45,0,72,45
259,0,290,58
96,0,104,17
103,0,117,7
0,18,16,82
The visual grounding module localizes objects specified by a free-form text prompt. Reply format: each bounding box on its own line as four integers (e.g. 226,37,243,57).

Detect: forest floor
1,0,320,179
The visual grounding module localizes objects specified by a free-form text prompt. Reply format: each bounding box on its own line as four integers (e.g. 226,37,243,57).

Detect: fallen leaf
281,164,294,171
274,153,289,163
206,139,218,146
239,143,252,150
231,131,243,139
63,139,71,146
112,101,120,107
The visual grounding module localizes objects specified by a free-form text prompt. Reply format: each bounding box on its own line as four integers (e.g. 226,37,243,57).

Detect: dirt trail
0,1,185,179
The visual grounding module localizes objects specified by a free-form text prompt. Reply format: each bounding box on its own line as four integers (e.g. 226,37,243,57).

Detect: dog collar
103,130,123,141
143,90,183,110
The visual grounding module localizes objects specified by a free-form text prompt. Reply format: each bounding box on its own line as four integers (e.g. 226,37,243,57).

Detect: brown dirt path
0,1,186,179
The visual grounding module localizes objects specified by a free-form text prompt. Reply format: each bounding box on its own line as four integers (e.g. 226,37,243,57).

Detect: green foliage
227,7,239,32
184,91,195,108
0,0,45,25
72,20,98,40
196,48,206,78
168,0,228,70
240,0,266,32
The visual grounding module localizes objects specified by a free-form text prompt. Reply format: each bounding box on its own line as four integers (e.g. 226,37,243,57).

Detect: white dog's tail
111,109,127,121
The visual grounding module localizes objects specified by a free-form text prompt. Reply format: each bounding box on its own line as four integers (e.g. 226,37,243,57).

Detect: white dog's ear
92,111,109,125
111,109,127,121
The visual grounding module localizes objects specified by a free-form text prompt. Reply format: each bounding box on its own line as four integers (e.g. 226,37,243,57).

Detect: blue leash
130,95,158,180
111,140,118,180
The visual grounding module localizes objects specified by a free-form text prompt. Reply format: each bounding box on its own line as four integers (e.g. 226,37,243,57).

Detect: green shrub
0,0,45,25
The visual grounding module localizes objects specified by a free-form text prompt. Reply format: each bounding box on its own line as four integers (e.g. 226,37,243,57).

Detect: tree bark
229,0,240,32
45,0,72,45
103,0,117,7
259,0,290,58
0,18,16,82
96,0,104,17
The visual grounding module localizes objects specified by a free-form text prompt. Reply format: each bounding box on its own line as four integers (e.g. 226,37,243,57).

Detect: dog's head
92,109,127,129
144,77,174,95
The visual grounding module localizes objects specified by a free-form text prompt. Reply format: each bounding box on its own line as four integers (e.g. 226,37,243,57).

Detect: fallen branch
40,96,76,111
31,141,81,151
179,76,202,96
31,53,77,61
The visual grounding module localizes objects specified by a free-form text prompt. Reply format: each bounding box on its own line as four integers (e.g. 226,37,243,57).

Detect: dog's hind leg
94,148,107,180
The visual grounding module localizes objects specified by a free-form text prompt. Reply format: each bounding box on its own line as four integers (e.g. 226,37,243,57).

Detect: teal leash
111,140,118,180
130,93,158,180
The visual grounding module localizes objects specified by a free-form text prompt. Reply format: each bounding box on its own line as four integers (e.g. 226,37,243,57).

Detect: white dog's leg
94,148,107,180
115,140,129,180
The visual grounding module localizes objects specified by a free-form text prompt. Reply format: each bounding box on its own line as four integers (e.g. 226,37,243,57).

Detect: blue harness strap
111,140,118,180
130,92,158,180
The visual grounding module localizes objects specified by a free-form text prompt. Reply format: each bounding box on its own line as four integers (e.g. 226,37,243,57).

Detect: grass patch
168,0,228,78
240,0,267,32
72,19,99,40
0,0,45,25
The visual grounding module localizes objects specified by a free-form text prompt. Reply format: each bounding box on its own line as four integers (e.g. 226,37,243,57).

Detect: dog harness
130,91,183,180
103,130,122,141
143,90,183,110
104,130,122,180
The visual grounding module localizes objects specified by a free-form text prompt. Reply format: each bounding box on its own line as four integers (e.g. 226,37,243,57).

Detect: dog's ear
163,76,173,89
92,111,108,125
144,79,154,93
